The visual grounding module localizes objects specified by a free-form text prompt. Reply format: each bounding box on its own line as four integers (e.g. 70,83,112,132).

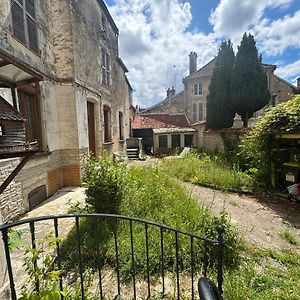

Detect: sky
104,0,300,108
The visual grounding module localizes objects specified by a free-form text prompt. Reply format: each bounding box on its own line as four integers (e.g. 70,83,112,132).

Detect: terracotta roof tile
133,114,190,129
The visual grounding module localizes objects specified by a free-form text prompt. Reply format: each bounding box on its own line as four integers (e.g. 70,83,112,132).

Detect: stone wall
203,129,247,152
0,159,24,221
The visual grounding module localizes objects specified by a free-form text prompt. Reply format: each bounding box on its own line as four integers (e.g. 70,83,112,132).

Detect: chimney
171,86,175,96
189,52,197,75
297,77,300,89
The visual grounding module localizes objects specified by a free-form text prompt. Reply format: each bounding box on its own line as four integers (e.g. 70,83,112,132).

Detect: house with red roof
132,113,196,155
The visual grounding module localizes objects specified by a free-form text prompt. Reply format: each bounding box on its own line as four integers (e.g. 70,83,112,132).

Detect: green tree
230,33,270,127
206,40,235,128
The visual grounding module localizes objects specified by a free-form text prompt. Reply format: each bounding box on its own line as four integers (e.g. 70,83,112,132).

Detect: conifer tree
230,33,270,127
206,40,235,128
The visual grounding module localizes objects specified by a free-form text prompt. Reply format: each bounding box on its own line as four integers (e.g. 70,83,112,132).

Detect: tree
206,40,235,129
230,33,270,128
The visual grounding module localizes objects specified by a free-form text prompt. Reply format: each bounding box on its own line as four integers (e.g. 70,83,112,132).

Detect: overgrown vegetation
61,156,243,283
241,95,300,187
159,151,254,193
224,247,300,299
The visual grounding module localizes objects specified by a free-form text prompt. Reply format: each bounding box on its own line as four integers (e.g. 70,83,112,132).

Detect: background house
132,113,195,155
145,53,299,125
0,0,133,222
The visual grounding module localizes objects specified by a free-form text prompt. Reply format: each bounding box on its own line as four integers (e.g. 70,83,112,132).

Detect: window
18,91,39,144
184,134,193,147
0,124,4,136
192,102,204,122
101,48,110,86
171,134,180,148
103,106,111,143
119,111,124,140
11,0,38,52
158,135,167,148
193,83,203,95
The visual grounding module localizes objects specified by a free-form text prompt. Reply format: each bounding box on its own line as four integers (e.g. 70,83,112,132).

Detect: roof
185,59,277,81
133,114,190,129
184,58,216,80
142,91,184,113
153,127,195,134
0,96,25,122
273,74,298,91
191,120,206,126
96,0,119,34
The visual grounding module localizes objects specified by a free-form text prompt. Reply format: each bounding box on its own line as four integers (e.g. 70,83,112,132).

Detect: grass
224,246,300,299
279,229,300,246
61,158,244,283
159,152,254,193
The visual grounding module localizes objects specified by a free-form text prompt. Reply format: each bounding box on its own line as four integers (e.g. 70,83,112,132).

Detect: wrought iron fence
0,214,224,300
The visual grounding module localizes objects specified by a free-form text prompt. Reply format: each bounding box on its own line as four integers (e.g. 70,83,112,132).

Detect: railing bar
160,227,165,296
130,220,136,300
75,217,85,300
29,221,39,293
217,225,224,297
54,218,63,299
204,242,208,277
175,231,180,300
145,223,151,299
191,237,194,300
0,214,218,244
114,221,121,297
95,218,103,299
1,228,17,300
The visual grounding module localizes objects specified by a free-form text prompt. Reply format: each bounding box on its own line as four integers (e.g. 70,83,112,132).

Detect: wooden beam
11,87,17,109
16,78,36,87
0,151,38,159
0,155,33,195
0,61,11,68
0,75,14,87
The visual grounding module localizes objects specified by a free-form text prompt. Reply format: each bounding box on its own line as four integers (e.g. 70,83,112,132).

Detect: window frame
118,111,124,141
193,83,203,96
103,105,112,143
158,135,168,148
10,0,39,53
101,48,110,86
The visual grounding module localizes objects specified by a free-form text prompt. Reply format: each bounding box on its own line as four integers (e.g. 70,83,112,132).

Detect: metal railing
0,214,224,300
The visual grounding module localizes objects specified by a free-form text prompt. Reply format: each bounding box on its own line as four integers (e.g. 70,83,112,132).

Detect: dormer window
11,0,38,52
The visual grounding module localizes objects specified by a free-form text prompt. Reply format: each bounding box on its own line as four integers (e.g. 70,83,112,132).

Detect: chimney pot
189,52,198,75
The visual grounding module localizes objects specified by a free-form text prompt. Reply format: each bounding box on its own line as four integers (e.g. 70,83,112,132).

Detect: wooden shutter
11,0,26,44
26,0,38,51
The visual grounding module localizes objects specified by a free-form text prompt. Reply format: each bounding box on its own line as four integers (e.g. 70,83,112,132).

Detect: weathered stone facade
0,0,133,222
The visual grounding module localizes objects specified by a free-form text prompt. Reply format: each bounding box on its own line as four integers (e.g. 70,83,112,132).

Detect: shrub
240,95,300,188
83,155,128,214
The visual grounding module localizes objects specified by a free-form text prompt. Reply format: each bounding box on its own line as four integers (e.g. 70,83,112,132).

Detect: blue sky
105,0,300,107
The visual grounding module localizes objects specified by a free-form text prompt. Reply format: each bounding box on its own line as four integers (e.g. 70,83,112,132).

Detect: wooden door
87,102,96,155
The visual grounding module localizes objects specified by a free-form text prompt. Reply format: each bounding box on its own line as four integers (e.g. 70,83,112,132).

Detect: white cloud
210,0,293,40
107,0,299,107
275,59,300,85
254,10,300,56
108,0,218,107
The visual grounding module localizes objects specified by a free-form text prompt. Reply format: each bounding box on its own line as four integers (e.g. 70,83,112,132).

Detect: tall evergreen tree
206,40,235,129
230,33,270,127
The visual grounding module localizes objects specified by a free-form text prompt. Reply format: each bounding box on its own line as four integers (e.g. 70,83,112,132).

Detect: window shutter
11,0,26,44
27,17,38,51
25,0,35,18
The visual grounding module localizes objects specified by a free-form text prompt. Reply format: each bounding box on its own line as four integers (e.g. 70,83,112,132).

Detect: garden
12,95,300,299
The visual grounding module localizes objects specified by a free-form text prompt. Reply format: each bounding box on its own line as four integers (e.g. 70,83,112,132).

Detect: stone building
145,52,299,125
0,0,133,222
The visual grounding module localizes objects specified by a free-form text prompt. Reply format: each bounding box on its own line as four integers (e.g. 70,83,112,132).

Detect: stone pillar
189,52,198,75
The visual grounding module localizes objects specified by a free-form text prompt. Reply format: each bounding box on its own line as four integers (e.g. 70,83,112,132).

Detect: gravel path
184,182,300,250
